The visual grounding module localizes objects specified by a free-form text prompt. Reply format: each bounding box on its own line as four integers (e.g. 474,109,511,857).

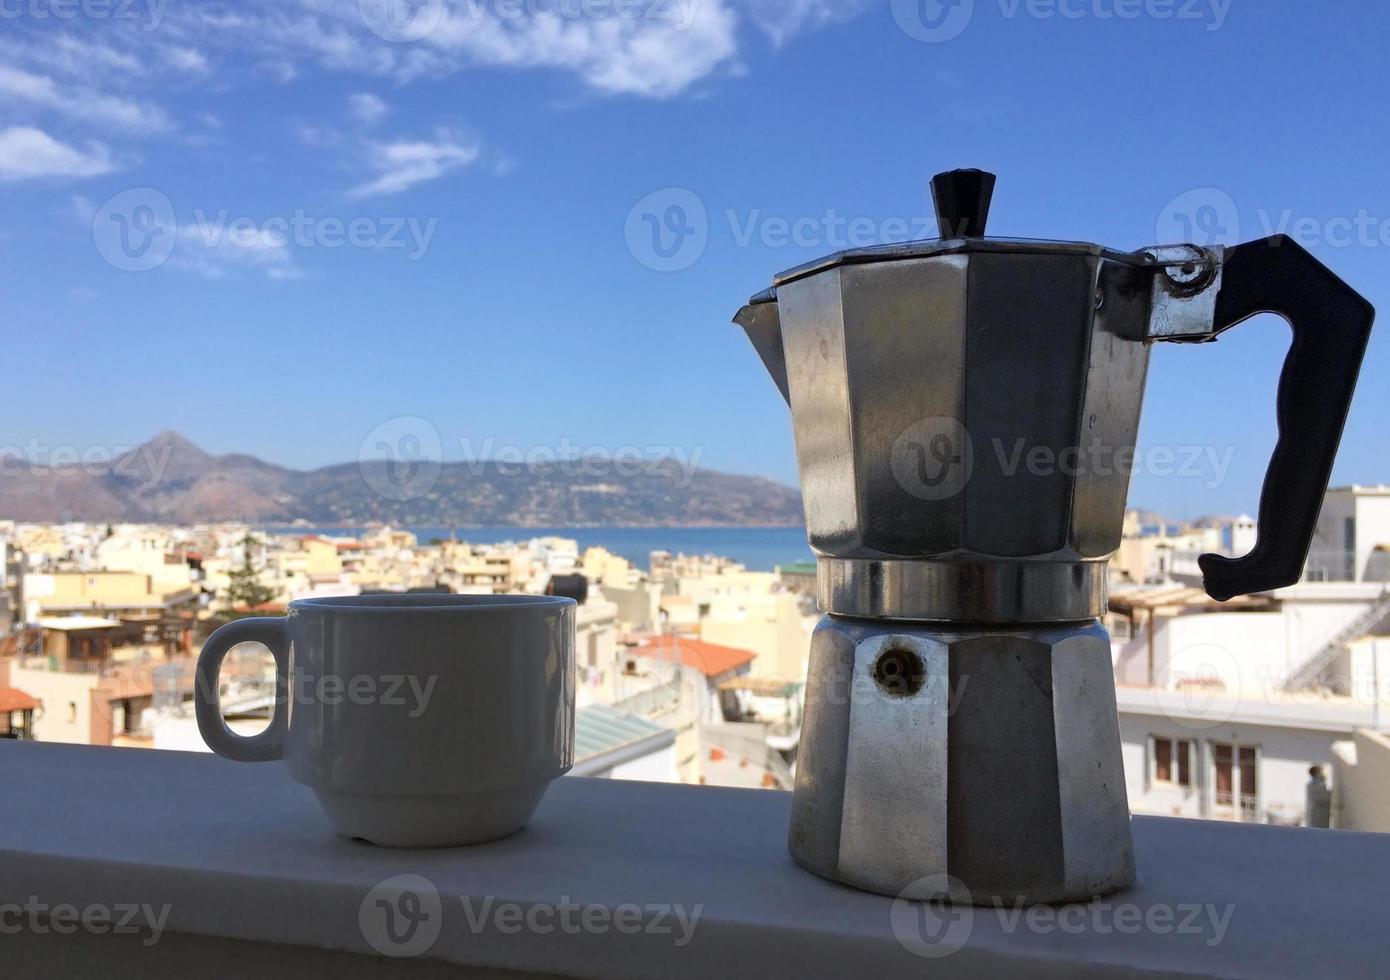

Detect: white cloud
348,128,480,198
63,193,97,224
171,220,301,280
0,34,145,80
0,65,171,133
165,46,211,75
167,0,747,99
0,127,116,182
421,1,741,98
297,125,343,148
348,92,389,124
740,0,875,46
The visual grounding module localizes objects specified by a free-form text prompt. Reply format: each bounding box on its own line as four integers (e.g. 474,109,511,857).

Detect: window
1212,741,1260,821
1151,736,1192,787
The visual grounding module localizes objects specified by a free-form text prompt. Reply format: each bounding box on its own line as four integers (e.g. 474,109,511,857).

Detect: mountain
0,432,805,527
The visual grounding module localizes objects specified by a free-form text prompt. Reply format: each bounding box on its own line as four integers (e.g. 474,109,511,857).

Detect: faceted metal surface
789,615,1136,905
735,243,1228,622
817,557,1107,623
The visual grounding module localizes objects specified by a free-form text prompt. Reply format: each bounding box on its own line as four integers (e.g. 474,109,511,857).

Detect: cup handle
195,617,289,762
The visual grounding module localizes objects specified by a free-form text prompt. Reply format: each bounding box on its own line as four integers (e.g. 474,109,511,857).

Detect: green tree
225,535,276,611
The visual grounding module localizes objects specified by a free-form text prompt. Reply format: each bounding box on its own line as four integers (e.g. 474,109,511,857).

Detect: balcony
3,739,1388,978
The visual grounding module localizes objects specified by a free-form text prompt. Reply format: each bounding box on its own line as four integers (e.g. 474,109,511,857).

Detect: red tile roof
0,688,40,714
633,638,756,678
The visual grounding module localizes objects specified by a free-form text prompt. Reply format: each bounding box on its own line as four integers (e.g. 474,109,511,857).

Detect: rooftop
633,637,757,678
572,704,674,777
0,686,40,713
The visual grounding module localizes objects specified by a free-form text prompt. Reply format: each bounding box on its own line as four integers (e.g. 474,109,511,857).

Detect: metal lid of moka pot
749,169,1200,298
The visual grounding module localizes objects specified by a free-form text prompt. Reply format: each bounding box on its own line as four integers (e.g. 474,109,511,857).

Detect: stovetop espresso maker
735,169,1374,904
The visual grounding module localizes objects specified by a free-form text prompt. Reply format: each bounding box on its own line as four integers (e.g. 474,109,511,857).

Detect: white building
1307,485,1390,582
1116,685,1376,826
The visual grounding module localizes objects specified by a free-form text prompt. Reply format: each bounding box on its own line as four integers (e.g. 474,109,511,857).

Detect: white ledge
1,741,1388,979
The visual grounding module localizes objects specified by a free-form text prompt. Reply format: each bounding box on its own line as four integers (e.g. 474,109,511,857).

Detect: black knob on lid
931,169,996,238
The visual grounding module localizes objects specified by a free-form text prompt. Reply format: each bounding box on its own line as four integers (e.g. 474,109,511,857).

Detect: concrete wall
1332,729,1390,832
604,584,659,631
605,743,679,783
152,714,270,751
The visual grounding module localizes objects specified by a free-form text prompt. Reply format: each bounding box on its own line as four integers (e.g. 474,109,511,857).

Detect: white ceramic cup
195,594,576,847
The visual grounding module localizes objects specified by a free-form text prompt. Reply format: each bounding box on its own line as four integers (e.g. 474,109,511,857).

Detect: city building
1307,485,1390,582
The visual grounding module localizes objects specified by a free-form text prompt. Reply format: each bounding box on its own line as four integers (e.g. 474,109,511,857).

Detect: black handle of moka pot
1196,235,1374,601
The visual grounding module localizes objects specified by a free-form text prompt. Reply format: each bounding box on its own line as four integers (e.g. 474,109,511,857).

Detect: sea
262,526,814,573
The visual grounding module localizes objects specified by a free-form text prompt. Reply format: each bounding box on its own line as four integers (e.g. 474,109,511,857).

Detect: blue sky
1,0,1386,519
